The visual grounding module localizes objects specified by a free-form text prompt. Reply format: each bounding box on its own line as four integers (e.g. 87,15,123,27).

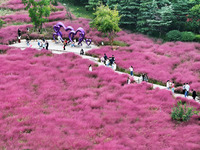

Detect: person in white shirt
166,80,170,90
127,77,131,84
129,66,133,76
112,63,117,71
106,59,109,66
185,83,190,97
100,56,105,64
89,64,92,72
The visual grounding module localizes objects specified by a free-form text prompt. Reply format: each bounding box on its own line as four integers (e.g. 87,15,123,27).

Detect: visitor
104,54,107,64
185,83,190,97
100,56,105,64
80,49,84,55
192,89,197,100
144,74,148,82
111,55,115,64
127,77,131,84
26,35,30,46
27,27,29,33
166,80,170,90
42,40,46,49
37,40,41,48
129,66,133,76
182,83,186,94
109,57,113,66
63,40,67,50
142,73,145,81
71,42,75,47
171,82,175,94
106,59,109,66
46,41,49,50
18,29,21,43
112,63,117,71
89,64,92,72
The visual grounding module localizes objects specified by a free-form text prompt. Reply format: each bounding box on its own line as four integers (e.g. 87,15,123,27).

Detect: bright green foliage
171,101,199,122
166,30,181,41
180,31,196,41
90,4,121,45
195,34,200,42
0,19,5,28
22,0,51,31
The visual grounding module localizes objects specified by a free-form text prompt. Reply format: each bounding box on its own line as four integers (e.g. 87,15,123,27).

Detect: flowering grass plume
0,46,200,149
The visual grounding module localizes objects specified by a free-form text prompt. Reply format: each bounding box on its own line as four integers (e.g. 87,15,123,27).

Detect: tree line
64,0,200,37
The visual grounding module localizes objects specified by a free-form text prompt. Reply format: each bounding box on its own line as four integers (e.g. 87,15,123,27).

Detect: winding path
10,39,199,103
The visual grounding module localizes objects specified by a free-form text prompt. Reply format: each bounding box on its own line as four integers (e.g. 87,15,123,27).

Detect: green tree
168,0,194,31
22,0,51,32
90,4,120,45
86,0,107,10
147,1,173,36
189,0,200,33
136,0,152,34
107,0,140,30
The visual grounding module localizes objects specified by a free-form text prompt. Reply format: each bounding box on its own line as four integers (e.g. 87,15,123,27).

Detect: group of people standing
166,81,197,100
101,54,117,70
37,38,49,50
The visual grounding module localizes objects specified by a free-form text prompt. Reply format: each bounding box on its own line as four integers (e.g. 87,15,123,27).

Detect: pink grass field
88,32,200,91
0,46,200,149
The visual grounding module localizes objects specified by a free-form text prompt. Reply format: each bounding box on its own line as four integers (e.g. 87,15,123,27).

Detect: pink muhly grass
0,46,200,149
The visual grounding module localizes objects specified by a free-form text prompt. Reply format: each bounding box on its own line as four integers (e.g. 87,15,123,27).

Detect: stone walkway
10,40,199,103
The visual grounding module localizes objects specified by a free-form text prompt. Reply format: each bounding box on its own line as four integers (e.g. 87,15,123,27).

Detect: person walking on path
46,41,49,50
112,63,117,71
100,56,105,64
129,66,133,76
192,89,197,100
142,73,145,81
63,39,67,50
18,29,21,43
185,83,190,97
127,77,131,84
182,83,186,94
144,74,148,82
111,55,115,65
89,64,92,72
171,82,175,94
104,54,107,64
80,49,84,55
106,59,109,67
26,35,30,46
166,80,170,90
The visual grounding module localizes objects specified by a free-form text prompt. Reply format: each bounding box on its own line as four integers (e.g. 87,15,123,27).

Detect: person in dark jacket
192,89,197,100
46,41,49,50
18,29,21,43
104,54,107,64
80,49,84,55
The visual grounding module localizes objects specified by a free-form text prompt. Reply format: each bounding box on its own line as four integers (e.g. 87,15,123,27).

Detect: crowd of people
100,54,117,71
166,81,197,100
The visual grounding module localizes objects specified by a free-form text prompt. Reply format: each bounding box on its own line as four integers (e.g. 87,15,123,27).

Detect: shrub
166,30,181,41
180,32,196,42
195,34,200,42
171,100,199,122
0,19,5,28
